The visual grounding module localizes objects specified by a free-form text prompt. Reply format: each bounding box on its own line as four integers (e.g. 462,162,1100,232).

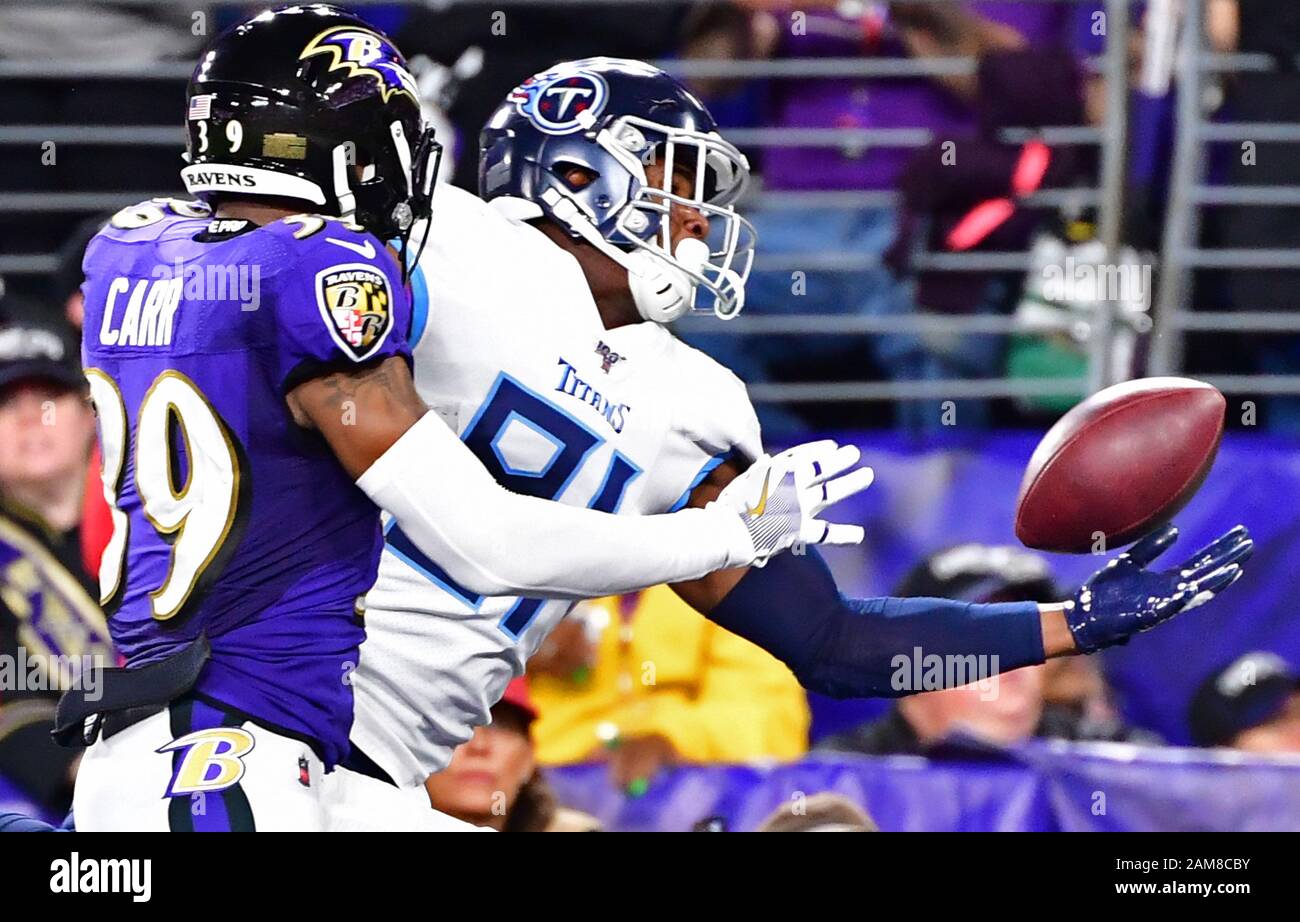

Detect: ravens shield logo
315,263,394,361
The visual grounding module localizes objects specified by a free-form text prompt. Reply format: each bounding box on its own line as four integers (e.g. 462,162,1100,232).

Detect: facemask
627,237,710,324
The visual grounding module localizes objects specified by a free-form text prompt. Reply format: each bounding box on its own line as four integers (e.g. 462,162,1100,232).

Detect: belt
53,635,211,748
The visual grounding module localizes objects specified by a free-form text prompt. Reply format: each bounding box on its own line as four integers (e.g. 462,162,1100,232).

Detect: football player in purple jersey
62,4,873,831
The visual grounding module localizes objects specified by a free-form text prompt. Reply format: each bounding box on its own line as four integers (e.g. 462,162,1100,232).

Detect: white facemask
535,185,736,325
626,237,710,324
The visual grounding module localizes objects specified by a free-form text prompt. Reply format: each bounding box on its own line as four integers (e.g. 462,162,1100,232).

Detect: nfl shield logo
595,341,623,373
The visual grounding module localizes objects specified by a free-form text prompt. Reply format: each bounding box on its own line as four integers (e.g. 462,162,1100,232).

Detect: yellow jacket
531,585,810,764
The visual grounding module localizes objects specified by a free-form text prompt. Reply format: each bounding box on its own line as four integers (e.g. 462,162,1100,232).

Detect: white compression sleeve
356,412,756,599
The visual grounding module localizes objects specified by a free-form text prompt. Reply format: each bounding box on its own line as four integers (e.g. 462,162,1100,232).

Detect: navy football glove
1066,524,1253,654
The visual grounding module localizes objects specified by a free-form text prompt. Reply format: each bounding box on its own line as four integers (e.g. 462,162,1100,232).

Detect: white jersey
349,186,762,786
345,184,759,785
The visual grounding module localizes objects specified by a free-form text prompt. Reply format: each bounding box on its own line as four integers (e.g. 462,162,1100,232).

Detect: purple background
799,431,1300,746
548,742,1300,831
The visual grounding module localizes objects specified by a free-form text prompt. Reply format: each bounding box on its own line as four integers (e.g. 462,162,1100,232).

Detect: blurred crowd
4,2,1300,434
2,0,1300,831
2,336,1296,827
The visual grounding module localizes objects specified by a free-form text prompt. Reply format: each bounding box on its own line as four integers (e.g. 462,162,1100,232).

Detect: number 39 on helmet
180,4,439,254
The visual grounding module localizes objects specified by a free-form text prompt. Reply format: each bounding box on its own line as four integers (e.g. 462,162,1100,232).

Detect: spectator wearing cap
0,320,95,542
527,585,809,795
1189,652,1300,754
52,214,110,332
0,318,113,818
816,543,1146,755
680,2,1094,436
425,677,602,832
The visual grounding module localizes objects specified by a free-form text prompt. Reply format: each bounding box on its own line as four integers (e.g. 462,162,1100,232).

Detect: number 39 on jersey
86,368,247,621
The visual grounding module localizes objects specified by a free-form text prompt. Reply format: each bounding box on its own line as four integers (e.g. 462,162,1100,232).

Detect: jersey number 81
388,373,639,639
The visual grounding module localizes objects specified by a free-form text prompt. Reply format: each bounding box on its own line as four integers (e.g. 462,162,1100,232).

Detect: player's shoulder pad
263,214,400,271
415,184,520,262
265,214,407,363
437,183,497,222
664,335,763,463
93,197,211,244
82,198,210,277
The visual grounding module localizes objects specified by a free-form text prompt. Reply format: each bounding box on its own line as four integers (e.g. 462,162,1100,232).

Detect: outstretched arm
287,360,871,599
694,547,1050,699
673,464,1252,698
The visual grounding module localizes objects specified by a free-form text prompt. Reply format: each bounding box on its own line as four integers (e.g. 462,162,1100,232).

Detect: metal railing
676,0,1128,404
1149,0,1300,404
4,0,1290,405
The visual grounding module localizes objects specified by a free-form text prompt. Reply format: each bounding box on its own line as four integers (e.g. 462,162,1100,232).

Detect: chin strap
538,186,702,324
331,144,356,221
625,240,708,324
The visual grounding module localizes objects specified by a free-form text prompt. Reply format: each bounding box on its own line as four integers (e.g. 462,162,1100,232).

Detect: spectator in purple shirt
681,2,1094,435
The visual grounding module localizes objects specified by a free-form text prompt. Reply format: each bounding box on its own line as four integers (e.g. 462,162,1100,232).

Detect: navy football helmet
182,4,438,245
479,58,754,322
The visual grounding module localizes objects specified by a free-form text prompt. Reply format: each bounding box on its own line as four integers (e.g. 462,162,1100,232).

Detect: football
1015,377,1226,553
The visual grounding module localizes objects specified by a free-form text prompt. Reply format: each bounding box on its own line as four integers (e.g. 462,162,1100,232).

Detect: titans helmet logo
509,69,608,135
299,26,419,105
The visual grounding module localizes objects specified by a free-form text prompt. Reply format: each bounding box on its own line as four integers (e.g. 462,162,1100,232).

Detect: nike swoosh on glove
1067,523,1253,654
710,440,875,567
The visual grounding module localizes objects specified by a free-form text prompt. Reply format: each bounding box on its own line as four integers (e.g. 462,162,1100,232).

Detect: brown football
1015,377,1226,553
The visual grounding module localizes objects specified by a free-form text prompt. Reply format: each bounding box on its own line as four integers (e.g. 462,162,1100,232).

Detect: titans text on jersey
554,357,631,433
347,185,762,787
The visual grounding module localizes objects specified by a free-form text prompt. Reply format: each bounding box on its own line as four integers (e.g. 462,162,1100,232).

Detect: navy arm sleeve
705,548,1047,699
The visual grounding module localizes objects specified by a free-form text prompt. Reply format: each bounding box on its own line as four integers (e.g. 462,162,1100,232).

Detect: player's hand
711,440,874,567
1065,524,1253,654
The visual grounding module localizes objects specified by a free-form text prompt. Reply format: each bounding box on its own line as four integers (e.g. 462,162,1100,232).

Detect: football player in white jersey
323,59,1253,830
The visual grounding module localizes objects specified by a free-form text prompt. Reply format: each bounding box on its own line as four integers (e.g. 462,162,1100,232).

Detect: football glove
712,440,875,566
1066,523,1253,654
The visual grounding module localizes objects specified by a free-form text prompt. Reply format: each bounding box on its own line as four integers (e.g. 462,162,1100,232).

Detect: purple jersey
80,199,411,766
763,4,1082,191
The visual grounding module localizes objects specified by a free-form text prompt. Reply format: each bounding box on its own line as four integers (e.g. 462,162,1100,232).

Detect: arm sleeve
705,547,1047,699
357,413,757,599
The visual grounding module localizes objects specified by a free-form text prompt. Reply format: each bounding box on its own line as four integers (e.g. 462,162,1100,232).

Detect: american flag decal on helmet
188,94,213,121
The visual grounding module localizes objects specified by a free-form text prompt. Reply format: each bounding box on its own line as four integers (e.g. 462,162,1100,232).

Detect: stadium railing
1149,0,1300,401
4,0,1298,405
